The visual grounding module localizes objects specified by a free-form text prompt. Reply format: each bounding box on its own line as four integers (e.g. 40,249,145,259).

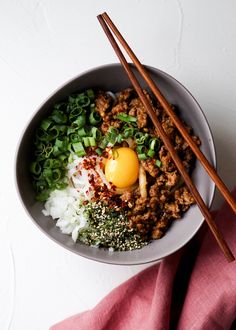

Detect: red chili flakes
75,154,125,207
102,147,112,159
99,160,105,170
82,157,96,170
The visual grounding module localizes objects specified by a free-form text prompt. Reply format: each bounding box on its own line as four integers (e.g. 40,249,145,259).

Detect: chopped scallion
72,142,86,156
30,162,41,176
138,153,147,160
147,149,155,157
116,112,137,122
72,114,86,128
89,111,101,125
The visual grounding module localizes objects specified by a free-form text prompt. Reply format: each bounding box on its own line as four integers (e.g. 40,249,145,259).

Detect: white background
1,1,236,329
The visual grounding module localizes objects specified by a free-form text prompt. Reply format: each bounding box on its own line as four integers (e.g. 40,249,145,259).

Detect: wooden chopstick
101,12,236,216
97,14,235,262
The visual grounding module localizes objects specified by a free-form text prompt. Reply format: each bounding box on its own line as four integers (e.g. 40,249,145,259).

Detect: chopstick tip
97,12,107,19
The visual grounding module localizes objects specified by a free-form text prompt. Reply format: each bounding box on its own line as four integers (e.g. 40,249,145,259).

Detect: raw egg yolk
105,147,139,188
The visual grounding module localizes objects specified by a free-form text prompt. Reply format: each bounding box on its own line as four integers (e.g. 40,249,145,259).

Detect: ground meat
141,159,159,177
111,102,128,115
159,146,176,172
149,182,159,197
165,171,180,187
174,187,195,206
164,202,181,219
133,197,147,214
137,108,147,129
117,88,134,103
151,228,163,239
155,218,169,229
110,120,122,129
92,88,199,241
100,122,110,133
161,114,175,138
120,191,133,204
95,92,112,118
129,98,147,128
149,197,159,210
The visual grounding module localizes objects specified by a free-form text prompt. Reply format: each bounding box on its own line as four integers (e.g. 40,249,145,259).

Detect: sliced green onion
88,137,96,147
34,179,47,191
34,143,45,156
95,148,102,155
138,153,147,160
116,112,137,122
52,169,61,182
36,190,50,202
107,127,119,145
72,142,86,156
89,111,101,125
72,114,86,128
90,103,95,112
55,139,63,148
156,159,162,167
86,89,95,100
58,154,68,166
90,127,102,141
122,126,136,138
44,145,53,158
36,128,51,142
68,153,74,163
51,110,67,124
67,142,72,152
67,127,76,135
135,132,149,145
31,89,103,199
136,145,146,154
117,134,123,143
69,106,83,121
147,149,155,157
57,125,67,134
99,137,108,149
40,119,52,131
83,137,90,147
149,138,160,151
69,133,81,143
75,94,90,107
43,168,52,185
150,139,156,150
82,136,96,147
68,95,76,103
48,126,60,139
30,162,41,175
54,181,67,190
43,159,54,168
77,127,87,137
52,159,61,168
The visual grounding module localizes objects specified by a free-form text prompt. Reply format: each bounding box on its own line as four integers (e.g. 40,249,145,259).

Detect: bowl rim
15,62,217,265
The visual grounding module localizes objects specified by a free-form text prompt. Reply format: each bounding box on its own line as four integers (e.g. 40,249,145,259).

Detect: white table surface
1,1,236,329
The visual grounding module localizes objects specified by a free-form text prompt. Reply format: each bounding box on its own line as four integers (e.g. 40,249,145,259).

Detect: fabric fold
51,189,236,330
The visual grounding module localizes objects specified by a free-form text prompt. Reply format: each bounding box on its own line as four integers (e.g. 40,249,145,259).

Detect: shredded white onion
42,154,111,242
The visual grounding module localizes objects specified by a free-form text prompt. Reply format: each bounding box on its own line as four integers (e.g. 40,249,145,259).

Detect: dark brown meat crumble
94,88,200,241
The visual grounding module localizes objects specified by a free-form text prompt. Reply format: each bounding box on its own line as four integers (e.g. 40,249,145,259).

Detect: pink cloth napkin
51,188,236,330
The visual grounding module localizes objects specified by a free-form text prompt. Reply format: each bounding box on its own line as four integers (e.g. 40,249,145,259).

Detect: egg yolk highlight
105,147,139,188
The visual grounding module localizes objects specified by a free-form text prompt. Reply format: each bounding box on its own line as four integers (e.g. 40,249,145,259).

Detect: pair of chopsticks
97,12,236,262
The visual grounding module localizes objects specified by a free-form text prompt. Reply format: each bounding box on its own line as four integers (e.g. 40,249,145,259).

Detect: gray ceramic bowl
16,63,216,265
